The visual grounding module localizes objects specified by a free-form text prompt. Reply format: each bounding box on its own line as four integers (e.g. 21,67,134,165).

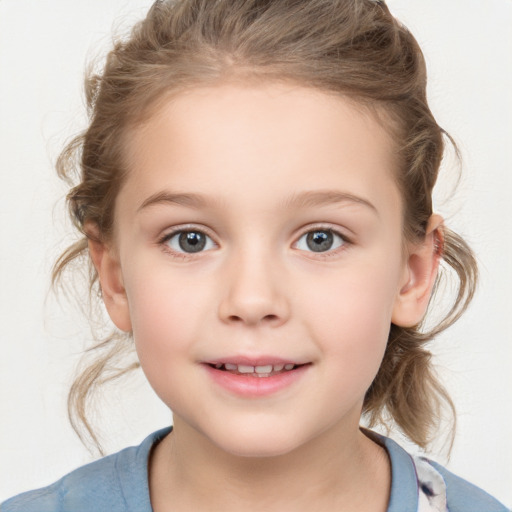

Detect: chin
206,421,311,459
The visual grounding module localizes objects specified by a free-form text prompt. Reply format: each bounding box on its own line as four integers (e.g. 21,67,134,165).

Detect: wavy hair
53,0,477,454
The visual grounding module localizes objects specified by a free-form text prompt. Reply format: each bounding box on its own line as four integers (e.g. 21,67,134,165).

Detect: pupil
179,231,206,253
306,231,333,252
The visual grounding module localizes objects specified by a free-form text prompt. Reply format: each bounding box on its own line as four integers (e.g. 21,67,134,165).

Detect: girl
1,0,509,510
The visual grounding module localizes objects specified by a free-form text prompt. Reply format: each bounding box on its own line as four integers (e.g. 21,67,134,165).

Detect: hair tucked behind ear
53,0,478,454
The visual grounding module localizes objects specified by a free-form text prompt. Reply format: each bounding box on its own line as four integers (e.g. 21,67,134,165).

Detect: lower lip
203,364,310,397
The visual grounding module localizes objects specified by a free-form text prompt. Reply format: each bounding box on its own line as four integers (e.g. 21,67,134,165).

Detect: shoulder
1,452,126,512
1,427,171,512
425,458,509,512
366,430,508,512
1,451,133,512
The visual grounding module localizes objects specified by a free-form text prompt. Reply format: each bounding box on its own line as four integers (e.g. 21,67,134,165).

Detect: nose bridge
218,239,290,326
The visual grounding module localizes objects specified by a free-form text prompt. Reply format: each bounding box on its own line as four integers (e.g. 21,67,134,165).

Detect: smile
203,360,310,397
208,362,301,377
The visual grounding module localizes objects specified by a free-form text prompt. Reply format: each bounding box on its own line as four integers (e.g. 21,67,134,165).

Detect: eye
295,229,347,253
162,230,216,254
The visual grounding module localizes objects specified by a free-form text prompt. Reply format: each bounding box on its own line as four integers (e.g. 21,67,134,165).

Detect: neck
149,418,391,512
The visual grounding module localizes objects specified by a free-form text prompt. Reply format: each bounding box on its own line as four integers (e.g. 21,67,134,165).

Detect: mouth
206,362,307,377
202,359,311,396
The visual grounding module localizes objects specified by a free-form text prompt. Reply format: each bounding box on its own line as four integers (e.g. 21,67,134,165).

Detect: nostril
218,293,290,326
227,314,279,323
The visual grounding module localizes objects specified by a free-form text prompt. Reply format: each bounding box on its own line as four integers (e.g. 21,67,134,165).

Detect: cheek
123,271,213,410
124,268,208,369
300,257,402,368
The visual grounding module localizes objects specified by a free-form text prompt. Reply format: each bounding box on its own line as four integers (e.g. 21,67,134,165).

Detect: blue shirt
2,427,508,512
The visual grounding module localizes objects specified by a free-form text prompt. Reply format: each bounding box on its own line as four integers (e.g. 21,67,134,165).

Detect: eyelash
157,225,218,261
294,225,351,260
157,225,352,260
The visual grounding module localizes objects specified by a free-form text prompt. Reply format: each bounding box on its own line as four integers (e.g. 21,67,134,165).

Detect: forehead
119,83,400,218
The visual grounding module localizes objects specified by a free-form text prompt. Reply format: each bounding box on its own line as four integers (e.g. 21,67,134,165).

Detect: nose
217,247,290,327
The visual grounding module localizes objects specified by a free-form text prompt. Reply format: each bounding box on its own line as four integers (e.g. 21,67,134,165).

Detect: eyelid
292,224,352,255
158,223,217,240
294,223,352,241
158,224,218,256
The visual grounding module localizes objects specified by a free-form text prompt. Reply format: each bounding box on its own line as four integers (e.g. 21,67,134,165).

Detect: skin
89,83,442,511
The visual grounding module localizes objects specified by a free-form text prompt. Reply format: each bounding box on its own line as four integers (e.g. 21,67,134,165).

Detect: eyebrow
137,189,378,216
138,191,220,211
282,190,378,215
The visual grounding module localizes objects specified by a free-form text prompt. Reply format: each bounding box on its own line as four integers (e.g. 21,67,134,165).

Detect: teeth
255,365,273,374
237,365,255,374
214,363,298,374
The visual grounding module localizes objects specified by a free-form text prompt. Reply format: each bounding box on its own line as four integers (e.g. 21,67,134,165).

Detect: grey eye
166,230,215,253
295,229,345,253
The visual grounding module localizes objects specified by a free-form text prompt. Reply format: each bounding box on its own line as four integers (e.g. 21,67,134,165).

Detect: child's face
102,83,423,457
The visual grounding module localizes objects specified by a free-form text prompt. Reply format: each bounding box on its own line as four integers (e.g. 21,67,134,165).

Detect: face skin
89,82,441,509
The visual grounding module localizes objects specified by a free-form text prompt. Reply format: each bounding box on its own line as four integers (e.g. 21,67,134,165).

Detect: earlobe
86,222,132,332
391,215,444,328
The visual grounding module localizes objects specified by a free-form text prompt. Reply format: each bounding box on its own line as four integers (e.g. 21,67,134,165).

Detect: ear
86,222,132,332
391,214,444,328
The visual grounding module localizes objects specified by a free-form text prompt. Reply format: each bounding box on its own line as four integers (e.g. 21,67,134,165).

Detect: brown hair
53,0,477,454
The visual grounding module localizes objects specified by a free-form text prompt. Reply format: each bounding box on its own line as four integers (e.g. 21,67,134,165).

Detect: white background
0,0,511,507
